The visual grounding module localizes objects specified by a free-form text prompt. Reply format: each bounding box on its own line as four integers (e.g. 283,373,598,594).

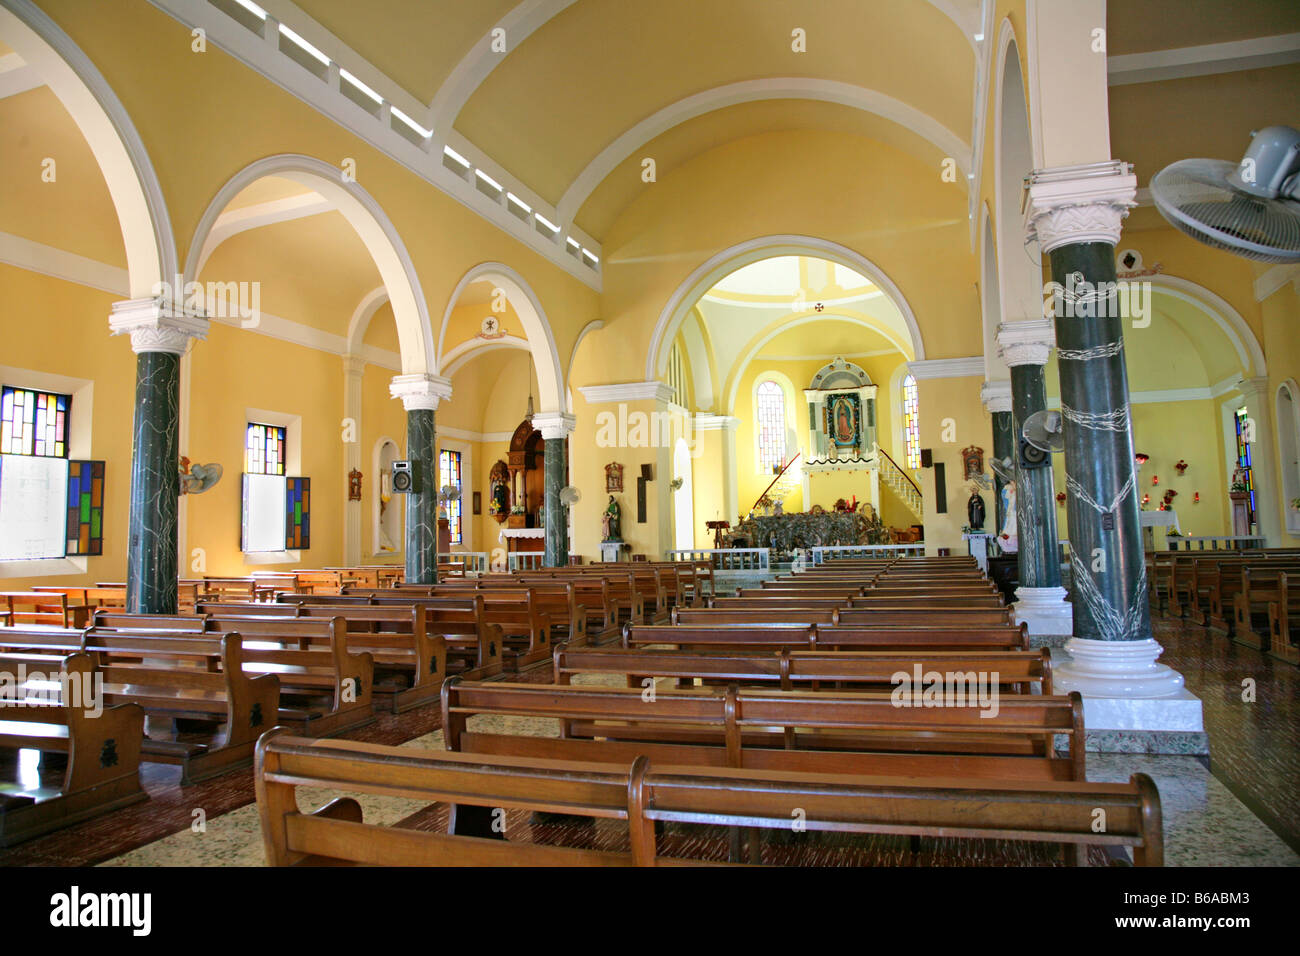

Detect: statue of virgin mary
998,480,1018,553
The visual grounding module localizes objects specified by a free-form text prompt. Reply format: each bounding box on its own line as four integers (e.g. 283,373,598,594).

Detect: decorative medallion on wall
479,315,506,339
605,461,624,493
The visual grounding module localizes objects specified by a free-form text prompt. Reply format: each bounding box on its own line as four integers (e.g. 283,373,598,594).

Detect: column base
1054,637,1207,754
1012,585,1072,637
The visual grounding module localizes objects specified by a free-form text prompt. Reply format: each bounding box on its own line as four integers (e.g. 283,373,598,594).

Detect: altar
1140,509,1180,551
790,357,884,515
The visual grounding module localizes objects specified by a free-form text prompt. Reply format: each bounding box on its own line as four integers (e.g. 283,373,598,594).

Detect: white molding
558,78,972,222
565,319,604,413
0,0,178,297
530,410,576,440
195,191,334,275
579,381,675,404
981,379,1012,413
752,349,896,363
1255,263,1300,301
693,414,740,432
995,318,1055,367
144,0,601,289
344,285,389,354
1149,274,1265,377
438,426,514,444
0,231,129,294
0,51,41,99
1108,32,1300,86
906,356,985,379
647,235,926,382
109,297,208,354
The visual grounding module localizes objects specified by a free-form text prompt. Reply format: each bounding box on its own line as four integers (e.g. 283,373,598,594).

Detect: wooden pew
1232,563,1300,647
92,612,374,736
624,623,1030,653
443,679,1087,782
254,732,1162,866
0,652,147,846
672,607,840,626
839,607,1015,627
1267,572,1300,666
198,601,447,713
554,644,1053,694
278,593,503,678
0,592,83,628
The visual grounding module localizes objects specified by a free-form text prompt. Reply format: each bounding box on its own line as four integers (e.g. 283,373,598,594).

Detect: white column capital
109,297,209,354
389,373,453,411
1024,161,1138,253
694,414,741,432
980,379,1013,413
342,354,367,376
1235,375,1271,404
996,318,1056,367
531,410,576,439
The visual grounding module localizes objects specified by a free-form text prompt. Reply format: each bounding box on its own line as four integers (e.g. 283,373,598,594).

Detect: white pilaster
1023,161,1137,252
530,410,576,440
995,318,1055,368
343,355,365,565
696,414,741,525
980,379,1012,414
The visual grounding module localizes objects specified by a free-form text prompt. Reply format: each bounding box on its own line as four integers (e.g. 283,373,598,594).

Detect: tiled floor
2,618,1297,867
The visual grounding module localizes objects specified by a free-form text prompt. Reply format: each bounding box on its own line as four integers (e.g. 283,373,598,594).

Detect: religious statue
488,460,510,521
967,488,986,531
998,480,1018,553
601,495,622,542
962,445,985,481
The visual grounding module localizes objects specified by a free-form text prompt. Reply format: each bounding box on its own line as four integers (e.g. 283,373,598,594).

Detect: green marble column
405,408,438,585
543,438,566,567
1048,243,1150,642
1009,362,1062,589
126,350,180,614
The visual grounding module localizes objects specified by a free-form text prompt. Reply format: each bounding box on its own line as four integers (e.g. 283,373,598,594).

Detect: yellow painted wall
914,376,993,554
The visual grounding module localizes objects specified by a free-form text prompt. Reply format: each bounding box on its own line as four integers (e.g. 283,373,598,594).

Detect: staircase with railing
751,452,801,514
877,445,923,519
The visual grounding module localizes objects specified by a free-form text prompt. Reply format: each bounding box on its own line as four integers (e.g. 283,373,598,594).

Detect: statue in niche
967,487,986,531
602,495,622,542
488,460,510,522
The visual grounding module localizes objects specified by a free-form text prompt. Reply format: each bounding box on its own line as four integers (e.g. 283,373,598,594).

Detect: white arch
565,319,604,412
1147,274,1266,377
994,23,1042,328
345,286,391,354
558,78,971,222
648,235,926,383
441,335,532,379
723,313,911,416
0,0,176,297
437,262,565,412
1276,379,1300,534
979,203,1008,381
184,155,435,376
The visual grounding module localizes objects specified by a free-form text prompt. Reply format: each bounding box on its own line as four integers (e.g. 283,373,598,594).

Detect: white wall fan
1150,125,1300,263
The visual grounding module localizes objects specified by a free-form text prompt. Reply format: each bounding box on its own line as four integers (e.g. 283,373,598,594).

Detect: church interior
0,0,1298,885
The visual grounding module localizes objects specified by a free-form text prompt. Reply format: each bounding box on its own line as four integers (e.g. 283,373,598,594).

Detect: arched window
756,380,787,472
902,374,920,468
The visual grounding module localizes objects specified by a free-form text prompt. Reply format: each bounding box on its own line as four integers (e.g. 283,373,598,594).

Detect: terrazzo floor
2,617,1296,867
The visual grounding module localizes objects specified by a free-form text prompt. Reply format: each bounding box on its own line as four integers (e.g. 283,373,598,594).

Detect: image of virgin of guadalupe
829,396,858,447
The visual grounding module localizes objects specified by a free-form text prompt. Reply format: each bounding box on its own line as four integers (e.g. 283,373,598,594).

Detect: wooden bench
624,623,1030,653
672,607,840,626
1267,571,1300,666
839,607,1015,627
0,592,84,628
0,652,147,846
1231,563,1300,647
92,612,374,736
199,601,447,713
442,679,1086,782
254,732,1161,866
555,644,1052,694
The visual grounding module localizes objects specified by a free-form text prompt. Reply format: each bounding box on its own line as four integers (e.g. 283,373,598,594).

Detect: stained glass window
439,449,463,544
902,374,921,469
756,381,786,472
66,460,105,556
1,386,69,457
246,422,286,475
285,476,310,549
1235,407,1256,529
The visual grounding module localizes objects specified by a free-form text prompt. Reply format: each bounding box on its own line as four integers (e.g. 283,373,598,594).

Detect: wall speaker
391,460,420,494
920,448,933,468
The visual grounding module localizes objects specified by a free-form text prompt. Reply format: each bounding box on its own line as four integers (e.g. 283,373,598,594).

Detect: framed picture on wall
472,491,482,515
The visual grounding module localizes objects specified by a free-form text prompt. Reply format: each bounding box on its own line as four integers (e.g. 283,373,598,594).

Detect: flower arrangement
1175,459,1188,475
1231,480,1248,493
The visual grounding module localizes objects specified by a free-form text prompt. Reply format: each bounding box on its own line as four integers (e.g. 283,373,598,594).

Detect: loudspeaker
920,448,933,468
391,460,420,494
1018,436,1050,469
